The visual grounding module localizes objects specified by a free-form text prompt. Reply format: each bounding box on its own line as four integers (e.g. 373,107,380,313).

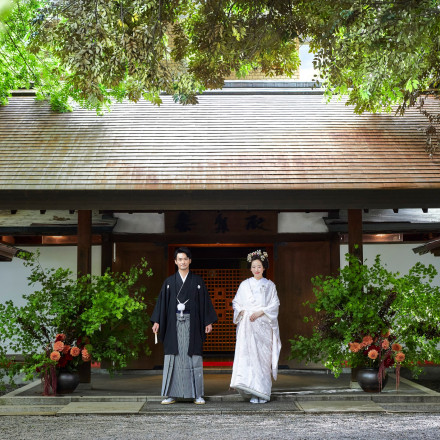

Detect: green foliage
289,253,440,377
0,0,14,21
1,0,302,113
2,0,439,120
0,253,153,387
301,0,440,116
0,1,72,110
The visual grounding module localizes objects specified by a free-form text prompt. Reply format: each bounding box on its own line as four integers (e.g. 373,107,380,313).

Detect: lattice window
193,268,249,352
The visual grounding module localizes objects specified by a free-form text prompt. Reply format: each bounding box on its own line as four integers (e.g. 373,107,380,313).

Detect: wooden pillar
77,210,92,277
77,210,92,383
348,209,363,387
347,209,363,263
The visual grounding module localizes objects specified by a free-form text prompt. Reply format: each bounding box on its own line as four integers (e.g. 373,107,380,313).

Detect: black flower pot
57,370,80,394
357,368,388,393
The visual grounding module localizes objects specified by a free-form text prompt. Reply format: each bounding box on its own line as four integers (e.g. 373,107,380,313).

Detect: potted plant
289,253,440,391
0,253,153,394
36,333,92,395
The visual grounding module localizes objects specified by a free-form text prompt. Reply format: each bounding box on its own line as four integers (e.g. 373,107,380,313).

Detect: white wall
278,212,329,233
113,213,165,233
1,246,102,307
340,243,440,287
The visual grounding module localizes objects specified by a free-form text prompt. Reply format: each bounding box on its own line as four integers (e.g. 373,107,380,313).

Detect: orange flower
392,343,402,352
362,335,373,346
55,333,66,341
70,346,81,357
82,349,91,362
382,330,391,338
381,339,390,350
53,341,65,352
395,352,405,363
50,351,61,361
349,342,361,353
62,345,71,354
368,349,379,360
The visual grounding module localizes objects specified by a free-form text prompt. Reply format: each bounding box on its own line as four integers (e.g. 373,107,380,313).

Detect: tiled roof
1,93,440,191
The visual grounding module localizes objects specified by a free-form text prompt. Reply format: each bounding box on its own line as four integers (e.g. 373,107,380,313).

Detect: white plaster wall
340,243,440,287
1,246,102,308
278,212,329,233
112,213,165,233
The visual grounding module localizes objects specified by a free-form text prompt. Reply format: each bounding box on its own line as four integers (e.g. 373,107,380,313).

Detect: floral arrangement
290,254,440,389
49,333,92,370
348,331,405,389
41,333,92,395
247,250,269,262
0,255,153,393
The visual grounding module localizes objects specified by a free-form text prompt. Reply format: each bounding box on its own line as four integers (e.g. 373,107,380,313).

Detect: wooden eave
0,210,116,234
1,93,440,210
0,242,29,261
413,238,440,256
325,208,440,233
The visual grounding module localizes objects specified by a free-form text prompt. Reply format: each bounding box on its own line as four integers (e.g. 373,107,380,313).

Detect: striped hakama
161,313,204,398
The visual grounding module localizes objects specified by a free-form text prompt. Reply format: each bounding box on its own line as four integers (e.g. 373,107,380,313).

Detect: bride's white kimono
230,277,281,401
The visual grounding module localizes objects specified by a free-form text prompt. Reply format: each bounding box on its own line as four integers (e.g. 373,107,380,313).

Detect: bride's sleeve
261,282,280,323
232,282,245,324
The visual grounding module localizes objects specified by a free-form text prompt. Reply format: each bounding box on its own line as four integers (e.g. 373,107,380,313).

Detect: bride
230,250,281,403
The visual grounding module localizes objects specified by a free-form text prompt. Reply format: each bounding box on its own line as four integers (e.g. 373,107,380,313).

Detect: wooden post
77,210,92,384
348,209,363,263
348,209,363,388
77,210,92,277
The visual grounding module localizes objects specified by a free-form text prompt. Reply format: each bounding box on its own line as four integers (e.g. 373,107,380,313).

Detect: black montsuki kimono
150,271,217,356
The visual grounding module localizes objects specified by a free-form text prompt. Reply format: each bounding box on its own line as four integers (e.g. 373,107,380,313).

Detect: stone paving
1,370,440,417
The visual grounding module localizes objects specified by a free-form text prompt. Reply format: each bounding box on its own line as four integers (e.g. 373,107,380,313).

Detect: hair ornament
247,249,269,262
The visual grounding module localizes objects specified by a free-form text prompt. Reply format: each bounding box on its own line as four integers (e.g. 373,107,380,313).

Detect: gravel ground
1,414,440,440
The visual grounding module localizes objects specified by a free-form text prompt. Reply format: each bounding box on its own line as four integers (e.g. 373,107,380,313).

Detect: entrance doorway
169,245,274,354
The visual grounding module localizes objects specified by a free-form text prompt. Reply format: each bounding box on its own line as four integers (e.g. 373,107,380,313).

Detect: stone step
0,396,71,406
0,405,64,416
373,395,440,403
380,402,440,412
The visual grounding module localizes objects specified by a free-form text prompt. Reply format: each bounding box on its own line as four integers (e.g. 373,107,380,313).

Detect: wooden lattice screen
192,268,249,352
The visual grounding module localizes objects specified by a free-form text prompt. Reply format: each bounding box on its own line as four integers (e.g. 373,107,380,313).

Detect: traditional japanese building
1,82,440,369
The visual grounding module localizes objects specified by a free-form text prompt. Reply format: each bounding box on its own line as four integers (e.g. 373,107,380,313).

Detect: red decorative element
43,365,57,396
203,361,233,367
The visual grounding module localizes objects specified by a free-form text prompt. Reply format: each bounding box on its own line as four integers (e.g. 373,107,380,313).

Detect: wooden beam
2,189,440,210
348,209,363,262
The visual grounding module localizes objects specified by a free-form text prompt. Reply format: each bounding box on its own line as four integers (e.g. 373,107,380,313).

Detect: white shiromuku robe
230,277,281,401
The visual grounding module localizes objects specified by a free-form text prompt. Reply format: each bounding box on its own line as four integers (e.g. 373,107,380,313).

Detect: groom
151,246,217,404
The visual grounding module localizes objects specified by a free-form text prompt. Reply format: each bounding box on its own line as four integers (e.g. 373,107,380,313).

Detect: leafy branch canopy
1,0,440,128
